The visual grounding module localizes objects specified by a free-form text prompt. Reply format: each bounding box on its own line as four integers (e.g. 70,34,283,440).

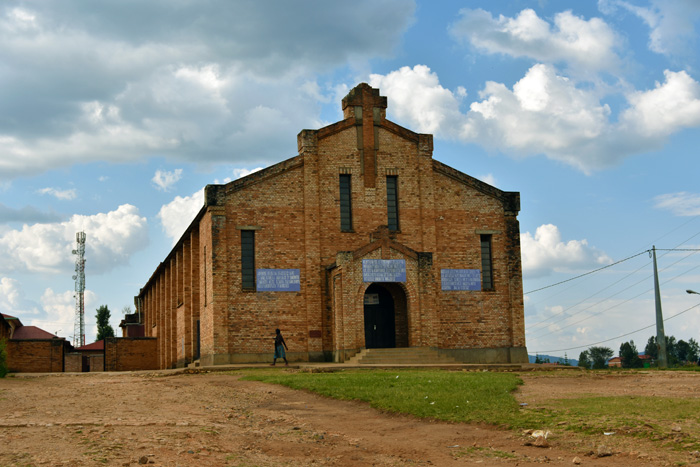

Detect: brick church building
136,83,527,368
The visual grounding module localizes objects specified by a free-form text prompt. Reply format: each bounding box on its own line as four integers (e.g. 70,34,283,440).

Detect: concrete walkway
188,361,582,373
7,362,583,378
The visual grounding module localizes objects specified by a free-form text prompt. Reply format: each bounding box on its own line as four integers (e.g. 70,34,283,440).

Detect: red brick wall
89,354,104,372
7,339,64,373
104,337,157,371
136,83,527,367
65,353,81,372
433,172,515,349
218,162,309,362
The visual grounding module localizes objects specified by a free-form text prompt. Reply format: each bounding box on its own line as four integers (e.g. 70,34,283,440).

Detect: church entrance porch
363,283,408,349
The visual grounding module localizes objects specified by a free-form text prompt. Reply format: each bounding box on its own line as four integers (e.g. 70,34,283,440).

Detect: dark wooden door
364,284,396,348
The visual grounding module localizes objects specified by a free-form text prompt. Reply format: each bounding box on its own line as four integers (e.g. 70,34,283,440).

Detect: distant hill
528,354,578,366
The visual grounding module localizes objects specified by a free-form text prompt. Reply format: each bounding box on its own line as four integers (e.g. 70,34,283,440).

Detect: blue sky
2,0,700,356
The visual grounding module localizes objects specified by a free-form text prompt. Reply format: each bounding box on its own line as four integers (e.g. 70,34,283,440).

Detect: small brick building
136,83,527,368
2,314,67,373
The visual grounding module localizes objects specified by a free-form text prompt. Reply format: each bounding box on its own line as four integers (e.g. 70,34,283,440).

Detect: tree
578,350,591,369
675,339,689,363
619,341,642,368
643,335,696,367
588,346,614,369
563,353,571,366
688,338,700,364
665,335,678,366
674,339,700,364
121,305,133,315
96,305,115,341
644,336,658,360
534,354,542,364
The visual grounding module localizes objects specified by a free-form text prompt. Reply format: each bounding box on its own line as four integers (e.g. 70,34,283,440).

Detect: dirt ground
0,368,699,466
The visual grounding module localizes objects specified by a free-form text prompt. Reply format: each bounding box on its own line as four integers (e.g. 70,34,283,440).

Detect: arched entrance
363,283,408,349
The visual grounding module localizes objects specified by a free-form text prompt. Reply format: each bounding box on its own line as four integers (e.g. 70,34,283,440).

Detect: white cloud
478,174,497,186
0,279,101,342
0,1,415,181
369,65,466,135
620,70,700,138
0,204,148,274
372,64,700,173
231,167,264,180
654,192,700,216
521,224,612,278
465,64,612,170
37,187,77,200
157,189,204,245
450,8,621,73
39,288,75,325
0,277,40,317
152,169,183,192
38,288,98,342
599,0,700,56
157,167,264,245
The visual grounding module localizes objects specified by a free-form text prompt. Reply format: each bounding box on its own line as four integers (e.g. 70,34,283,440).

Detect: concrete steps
345,347,459,365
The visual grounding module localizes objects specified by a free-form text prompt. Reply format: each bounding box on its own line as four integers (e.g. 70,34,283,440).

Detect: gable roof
2,313,22,325
136,82,520,298
12,326,57,340
75,340,104,351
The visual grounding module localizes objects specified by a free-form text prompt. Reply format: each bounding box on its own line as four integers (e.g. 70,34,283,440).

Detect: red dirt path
0,369,698,466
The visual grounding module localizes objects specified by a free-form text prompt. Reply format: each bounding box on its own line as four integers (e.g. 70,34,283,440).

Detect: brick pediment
352,230,418,261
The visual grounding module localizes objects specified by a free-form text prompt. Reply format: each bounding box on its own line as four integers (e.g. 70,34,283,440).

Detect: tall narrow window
386,175,399,231
480,234,494,290
339,174,352,231
241,230,255,290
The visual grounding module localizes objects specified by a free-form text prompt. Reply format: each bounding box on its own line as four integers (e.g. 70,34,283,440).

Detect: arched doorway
363,283,407,349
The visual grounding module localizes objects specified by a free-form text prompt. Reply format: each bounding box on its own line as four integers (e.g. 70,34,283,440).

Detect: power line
528,249,700,340
528,278,651,340
525,248,700,296
525,256,649,332
524,251,648,295
526,219,700,354
632,214,700,258
533,302,700,354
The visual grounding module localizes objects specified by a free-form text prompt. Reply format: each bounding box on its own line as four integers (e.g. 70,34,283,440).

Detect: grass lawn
240,368,700,450
243,369,524,425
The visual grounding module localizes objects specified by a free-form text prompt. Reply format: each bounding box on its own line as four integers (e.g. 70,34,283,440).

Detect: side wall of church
213,161,312,362
138,217,203,369
432,172,515,350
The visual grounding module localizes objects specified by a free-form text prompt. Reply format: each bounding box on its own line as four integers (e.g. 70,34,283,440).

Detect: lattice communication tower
72,232,86,347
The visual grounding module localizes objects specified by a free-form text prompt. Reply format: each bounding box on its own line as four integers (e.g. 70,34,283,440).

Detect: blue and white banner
362,259,406,282
441,269,481,291
256,269,301,292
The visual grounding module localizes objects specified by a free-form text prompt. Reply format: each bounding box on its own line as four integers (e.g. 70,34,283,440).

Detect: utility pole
652,246,668,368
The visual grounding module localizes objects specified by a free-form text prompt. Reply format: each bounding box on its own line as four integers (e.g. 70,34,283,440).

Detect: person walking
271,328,288,366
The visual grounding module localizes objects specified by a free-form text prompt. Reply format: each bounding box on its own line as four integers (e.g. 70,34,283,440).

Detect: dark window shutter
480,234,493,290
386,176,399,231
241,230,255,289
339,174,352,231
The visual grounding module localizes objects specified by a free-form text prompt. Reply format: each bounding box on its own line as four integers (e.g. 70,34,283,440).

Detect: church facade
136,83,527,368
